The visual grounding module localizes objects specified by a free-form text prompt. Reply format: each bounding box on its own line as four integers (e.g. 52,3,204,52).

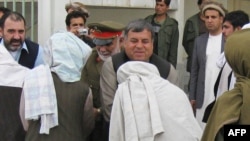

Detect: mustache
10,39,22,44
99,52,110,56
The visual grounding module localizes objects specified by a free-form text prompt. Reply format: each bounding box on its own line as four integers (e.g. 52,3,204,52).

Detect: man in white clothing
215,10,249,97
189,1,227,130
203,10,249,123
110,61,202,141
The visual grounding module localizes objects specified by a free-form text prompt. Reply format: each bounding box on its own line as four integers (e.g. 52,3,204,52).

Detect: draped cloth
0,44,28,87
109,61,202,141
196,33,221,130
43,31,92,82
0,44,58,134
201,29,250,141
23,65,58,134
0,44,28,141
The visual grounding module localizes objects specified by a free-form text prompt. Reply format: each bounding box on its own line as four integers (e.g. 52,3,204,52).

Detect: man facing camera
100,19,178,141
145,0,179,67
0,11,44,68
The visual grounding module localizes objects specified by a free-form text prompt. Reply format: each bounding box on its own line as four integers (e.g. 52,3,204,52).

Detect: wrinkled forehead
126,29,153,39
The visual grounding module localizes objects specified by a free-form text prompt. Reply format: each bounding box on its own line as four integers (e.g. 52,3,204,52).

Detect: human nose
74,25,81,30
13,32,21,39
222,28,226,34
135,41,144,48
99,46,107,52
207,17,212,22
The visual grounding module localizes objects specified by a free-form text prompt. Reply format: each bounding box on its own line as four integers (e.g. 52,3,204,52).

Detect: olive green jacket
145,14,179,68
182,13,206,72
81,48,103,108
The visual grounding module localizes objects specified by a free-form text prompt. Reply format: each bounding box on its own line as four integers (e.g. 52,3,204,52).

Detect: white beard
97,43,121,61
97,52,109,61
5,44,21,52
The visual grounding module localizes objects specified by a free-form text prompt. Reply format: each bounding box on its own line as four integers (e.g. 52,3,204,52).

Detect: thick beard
6,45,21,52
97,39,121,61
4,39,22,51
97,51,110,61
97,48,120,61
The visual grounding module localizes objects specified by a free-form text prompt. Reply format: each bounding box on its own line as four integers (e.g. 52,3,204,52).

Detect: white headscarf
110,61,202,141
43,31,92,82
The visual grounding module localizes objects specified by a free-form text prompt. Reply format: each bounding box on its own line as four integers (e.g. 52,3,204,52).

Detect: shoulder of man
150,54,171,79
184,13,200,30
170,18,178,25
85,48,98,63
196,32,208,40
164,15,178,27
25,39,39,46
24,39,39,53
193,33,209,46
111,51,129,73
187,13,200,22
144,14,154,21
24,39,39,52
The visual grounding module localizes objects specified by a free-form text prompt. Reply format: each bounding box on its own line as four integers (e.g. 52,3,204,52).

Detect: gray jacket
189,33,224,108
182,13,205,72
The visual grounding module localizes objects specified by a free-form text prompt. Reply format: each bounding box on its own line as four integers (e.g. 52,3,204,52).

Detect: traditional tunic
196,33,221,129
201,28,250,141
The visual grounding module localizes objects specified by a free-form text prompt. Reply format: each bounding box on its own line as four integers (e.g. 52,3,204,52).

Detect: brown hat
202,1,226,17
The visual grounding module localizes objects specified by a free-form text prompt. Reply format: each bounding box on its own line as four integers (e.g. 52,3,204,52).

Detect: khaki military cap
88,21,125,45
88,21,125,32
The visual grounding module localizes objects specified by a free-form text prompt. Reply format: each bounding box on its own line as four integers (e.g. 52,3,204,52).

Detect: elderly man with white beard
81,20,125,141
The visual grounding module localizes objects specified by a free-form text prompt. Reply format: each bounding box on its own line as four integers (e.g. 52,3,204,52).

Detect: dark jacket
182,13,207,72
0,86,25,141
25,73,90,141
0,38,39,69
112,51,170,79
81,48,103,108
189,33,225,108
145,14,179,67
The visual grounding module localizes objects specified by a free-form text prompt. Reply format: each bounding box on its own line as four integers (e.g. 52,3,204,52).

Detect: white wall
38,0,68,45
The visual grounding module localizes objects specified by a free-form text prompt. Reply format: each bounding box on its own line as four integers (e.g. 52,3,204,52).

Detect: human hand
190,100,196,116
